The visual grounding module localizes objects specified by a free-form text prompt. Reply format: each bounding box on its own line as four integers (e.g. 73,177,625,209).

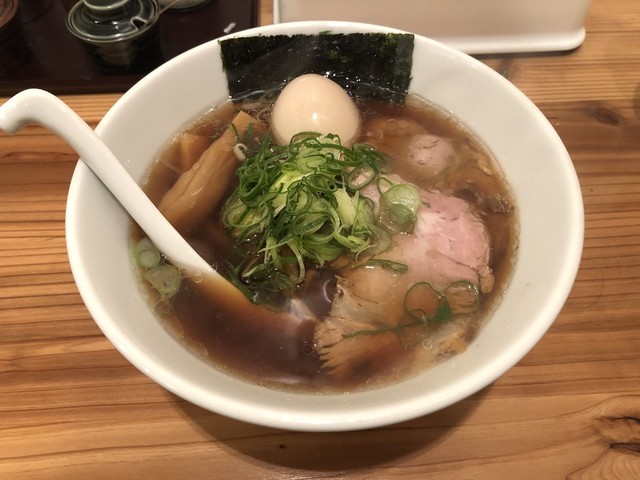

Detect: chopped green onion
341,279,480,344
221,132,388,306
366,259,408,273
378,183,421,234
363,226,392,257
135,237,162,269
404,281,451,323
346,164,376,190
143,265,182,301
134,237,183,302
333,188,357,227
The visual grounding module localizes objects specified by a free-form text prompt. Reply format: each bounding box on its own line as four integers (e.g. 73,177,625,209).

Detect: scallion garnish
135,237,162,269
134,237,182,302
222,132,391,306
143,265,182,301
378,183,421,234
340,279,479,341
366,259,409,273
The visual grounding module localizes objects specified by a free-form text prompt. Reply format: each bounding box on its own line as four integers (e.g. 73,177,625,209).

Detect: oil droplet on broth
422,338,433,350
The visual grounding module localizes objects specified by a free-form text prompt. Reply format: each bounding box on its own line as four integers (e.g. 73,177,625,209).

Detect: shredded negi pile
220,132,422,308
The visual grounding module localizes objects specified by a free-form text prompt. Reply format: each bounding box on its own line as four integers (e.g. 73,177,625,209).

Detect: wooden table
1,0,639,478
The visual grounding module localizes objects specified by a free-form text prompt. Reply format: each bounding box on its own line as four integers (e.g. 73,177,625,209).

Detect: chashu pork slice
314,183,494,382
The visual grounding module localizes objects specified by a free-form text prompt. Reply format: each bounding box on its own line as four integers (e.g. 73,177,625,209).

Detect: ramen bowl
65,21,583,432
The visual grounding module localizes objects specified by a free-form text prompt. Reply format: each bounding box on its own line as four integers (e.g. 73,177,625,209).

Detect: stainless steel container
66,0,162,72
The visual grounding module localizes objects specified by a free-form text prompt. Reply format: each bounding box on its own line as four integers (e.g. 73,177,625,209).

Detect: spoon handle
0,88,213,276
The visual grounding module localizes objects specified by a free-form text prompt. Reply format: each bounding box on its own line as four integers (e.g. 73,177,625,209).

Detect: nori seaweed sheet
220,33,414,103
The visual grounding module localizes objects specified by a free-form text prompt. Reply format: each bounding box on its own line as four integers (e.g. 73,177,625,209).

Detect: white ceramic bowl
65,21,583,432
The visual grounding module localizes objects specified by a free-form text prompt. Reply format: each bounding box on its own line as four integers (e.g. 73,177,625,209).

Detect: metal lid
67,0,160,43
0,0,18,30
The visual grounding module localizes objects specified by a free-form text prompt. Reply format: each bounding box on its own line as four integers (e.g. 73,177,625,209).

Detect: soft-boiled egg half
270,74,361,146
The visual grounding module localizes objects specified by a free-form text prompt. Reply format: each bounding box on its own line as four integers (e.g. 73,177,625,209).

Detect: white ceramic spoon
0,89,233,291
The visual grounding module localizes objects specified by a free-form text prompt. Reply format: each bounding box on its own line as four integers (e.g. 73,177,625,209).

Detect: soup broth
135,94,517,393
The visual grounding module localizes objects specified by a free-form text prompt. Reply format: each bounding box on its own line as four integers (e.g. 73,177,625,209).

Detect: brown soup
134,94,518,393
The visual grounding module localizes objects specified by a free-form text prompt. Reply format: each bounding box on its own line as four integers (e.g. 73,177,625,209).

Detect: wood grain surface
2,0,640,478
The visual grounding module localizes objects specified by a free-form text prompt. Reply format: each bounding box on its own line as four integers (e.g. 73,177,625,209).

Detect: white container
274,0,591,54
